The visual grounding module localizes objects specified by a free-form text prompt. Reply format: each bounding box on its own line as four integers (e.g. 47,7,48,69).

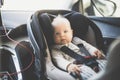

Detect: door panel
89,17,120,52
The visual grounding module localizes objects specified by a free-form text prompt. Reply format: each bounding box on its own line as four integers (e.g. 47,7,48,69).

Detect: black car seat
27,10,104,80
89,37,120,80
0,24,41,80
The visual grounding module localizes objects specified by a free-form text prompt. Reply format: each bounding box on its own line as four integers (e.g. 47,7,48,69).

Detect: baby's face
53,22,73,45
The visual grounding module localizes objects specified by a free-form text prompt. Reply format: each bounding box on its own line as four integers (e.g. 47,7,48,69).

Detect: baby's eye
55,32,59,35
64,30,68,33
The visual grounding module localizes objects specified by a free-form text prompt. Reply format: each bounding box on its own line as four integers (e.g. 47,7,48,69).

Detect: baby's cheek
54,39,60,44
68,40,72,43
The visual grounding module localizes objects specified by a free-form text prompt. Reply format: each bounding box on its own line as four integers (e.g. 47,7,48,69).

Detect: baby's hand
93,49,105,59
67,64,81,75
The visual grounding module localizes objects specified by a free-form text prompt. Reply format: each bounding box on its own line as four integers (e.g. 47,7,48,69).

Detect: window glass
83,0,120,17
2,0,73,10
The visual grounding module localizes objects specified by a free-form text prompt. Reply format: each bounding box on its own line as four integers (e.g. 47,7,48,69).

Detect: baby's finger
75,70,80,75
74,68,80,75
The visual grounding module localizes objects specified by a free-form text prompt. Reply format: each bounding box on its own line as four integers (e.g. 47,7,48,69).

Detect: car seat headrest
68,12,89,39
39,12,90,46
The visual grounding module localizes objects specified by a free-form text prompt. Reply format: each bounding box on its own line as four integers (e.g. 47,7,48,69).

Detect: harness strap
60,46,86,63
60,44,99,72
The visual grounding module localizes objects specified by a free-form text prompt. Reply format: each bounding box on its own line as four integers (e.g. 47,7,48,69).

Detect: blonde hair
51,15,71,28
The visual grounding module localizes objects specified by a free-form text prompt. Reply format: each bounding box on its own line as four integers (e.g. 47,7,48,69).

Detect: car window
1,0,120,17
111,0,120,17
2,0,74,10
83,0,120,17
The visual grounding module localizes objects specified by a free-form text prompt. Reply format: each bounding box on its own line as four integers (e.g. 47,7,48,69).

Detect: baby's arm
83,40,105,59
73,37,105,59
85,44,105,59
93,49,105,59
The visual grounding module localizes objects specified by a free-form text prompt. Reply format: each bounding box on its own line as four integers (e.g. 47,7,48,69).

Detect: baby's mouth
61,39,66,42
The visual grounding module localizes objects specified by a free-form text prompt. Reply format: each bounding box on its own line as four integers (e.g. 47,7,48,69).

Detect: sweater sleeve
78,38,97,55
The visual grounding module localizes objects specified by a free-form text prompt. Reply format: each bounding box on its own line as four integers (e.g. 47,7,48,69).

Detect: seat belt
77,44,91,56
60,46,86,63
60,44,99,72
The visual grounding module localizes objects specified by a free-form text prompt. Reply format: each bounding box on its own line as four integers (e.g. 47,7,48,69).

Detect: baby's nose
60,32,65,36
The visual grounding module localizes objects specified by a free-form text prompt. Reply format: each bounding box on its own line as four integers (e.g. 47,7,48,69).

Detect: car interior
1,9,105,80
0,5,120,80
0,7,120,80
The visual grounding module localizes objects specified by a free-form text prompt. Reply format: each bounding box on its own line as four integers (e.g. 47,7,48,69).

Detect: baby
51,15,106,80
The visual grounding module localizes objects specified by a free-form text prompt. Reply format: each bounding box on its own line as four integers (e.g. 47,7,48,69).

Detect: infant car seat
27,10,104,80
